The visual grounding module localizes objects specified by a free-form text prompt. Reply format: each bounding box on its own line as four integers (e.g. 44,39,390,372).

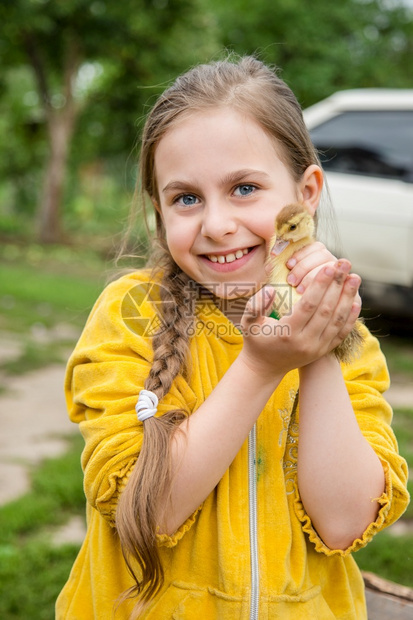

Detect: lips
205,248,250,264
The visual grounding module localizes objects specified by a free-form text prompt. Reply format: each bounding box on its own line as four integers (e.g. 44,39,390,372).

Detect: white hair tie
136,390,158,422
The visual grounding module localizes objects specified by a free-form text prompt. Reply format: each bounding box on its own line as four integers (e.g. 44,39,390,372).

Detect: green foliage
208,0,413,107
0,253,105,335
0,435,85,545
354,406,413,585
355,532,413,587
0,435,84,620
0,242,145,387
0,341,66,375
381,337,413,378
0,542,79,620
0,0,219,239
0,244,107,384
1,0,412,240
392,408,413,519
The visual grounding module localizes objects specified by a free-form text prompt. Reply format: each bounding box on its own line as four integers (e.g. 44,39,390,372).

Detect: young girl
56,56,409,619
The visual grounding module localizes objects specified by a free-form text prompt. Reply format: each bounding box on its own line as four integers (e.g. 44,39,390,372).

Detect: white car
304,89,413,316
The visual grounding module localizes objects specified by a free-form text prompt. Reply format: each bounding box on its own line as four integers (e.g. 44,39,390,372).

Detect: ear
297,165,323,215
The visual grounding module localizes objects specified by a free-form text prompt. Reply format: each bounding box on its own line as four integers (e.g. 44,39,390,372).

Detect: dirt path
0,364,75,504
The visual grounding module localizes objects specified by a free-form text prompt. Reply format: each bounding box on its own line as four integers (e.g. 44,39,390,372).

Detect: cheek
164,220,194,256
253,216,278,245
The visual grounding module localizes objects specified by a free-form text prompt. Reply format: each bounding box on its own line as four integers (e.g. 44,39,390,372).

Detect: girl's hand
285,241,362,308
285,241,335,290
239,260,361,379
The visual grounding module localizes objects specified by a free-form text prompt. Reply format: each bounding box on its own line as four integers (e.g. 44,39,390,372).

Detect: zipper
248,423,259,620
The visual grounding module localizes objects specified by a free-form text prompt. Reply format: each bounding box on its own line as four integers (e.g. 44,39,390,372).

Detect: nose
201,201,238,240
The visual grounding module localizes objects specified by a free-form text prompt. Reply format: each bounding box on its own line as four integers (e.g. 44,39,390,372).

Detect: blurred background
0,1,412,617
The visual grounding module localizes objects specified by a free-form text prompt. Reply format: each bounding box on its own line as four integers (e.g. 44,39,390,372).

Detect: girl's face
154,107,322,306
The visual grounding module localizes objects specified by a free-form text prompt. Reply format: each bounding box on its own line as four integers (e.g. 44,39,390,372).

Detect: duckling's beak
270,238,290,256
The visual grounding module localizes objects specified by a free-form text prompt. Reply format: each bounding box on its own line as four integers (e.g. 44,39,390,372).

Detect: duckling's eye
289,224,297,231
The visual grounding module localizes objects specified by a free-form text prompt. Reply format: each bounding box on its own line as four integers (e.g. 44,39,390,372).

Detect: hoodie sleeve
293,323,410,555
65,272,197,527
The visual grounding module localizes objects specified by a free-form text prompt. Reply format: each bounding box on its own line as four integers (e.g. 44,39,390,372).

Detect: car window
310,111,413,181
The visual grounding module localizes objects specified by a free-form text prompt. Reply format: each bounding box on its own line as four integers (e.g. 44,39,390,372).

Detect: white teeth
207,248,250,263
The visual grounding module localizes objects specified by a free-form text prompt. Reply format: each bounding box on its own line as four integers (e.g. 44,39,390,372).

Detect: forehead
160,106,275,147
154,107,289,180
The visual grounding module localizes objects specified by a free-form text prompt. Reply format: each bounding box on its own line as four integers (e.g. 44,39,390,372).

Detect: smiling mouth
205,248,252,264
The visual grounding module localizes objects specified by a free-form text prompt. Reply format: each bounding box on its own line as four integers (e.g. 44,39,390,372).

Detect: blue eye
234,184,256,197
176,194,198,206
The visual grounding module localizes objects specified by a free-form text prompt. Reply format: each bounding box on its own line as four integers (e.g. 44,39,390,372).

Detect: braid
116,250,196,617
146,262,194,396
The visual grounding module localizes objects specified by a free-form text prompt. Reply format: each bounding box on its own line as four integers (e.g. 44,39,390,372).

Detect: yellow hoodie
56,270,409,619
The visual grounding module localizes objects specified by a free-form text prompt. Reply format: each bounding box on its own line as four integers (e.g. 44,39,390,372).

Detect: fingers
286,241,336,290
334,274,362,342
315,261,355,341
295,262,344,325
295,260,361,352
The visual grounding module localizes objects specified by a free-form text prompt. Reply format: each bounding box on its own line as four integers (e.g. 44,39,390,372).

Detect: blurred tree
207,0,413,108
0,0,217,242
1,0,412,243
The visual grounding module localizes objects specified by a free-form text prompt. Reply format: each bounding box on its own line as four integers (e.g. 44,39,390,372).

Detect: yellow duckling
267,203,364,364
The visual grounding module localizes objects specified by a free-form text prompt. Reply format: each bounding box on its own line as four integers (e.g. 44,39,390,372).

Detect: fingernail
337,260,350,273
325,266,335,276
348,276,360,288
287,258,296,268
287,273,296,285
296,284,304,294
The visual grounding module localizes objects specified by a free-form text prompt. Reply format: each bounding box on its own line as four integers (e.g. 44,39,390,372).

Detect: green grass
0,435,85,545
0,246,107,334
0,435,85,620
355,406,413,584
380,336,413,380
0,542,80,620
0,244,109,618
391,407,413,520
0,243,109,384
355,532,413,587
1,341,67,375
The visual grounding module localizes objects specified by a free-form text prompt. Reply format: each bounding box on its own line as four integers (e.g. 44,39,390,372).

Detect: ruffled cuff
294,460,392,556
156,504,203,548
96,458,137,527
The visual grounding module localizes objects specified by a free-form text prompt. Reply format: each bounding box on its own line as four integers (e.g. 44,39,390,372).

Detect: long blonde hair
116,54,322,616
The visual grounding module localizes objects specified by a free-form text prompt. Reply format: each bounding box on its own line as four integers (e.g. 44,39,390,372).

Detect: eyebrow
162,180,196,194
161,169,270,194
220,169,270,186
